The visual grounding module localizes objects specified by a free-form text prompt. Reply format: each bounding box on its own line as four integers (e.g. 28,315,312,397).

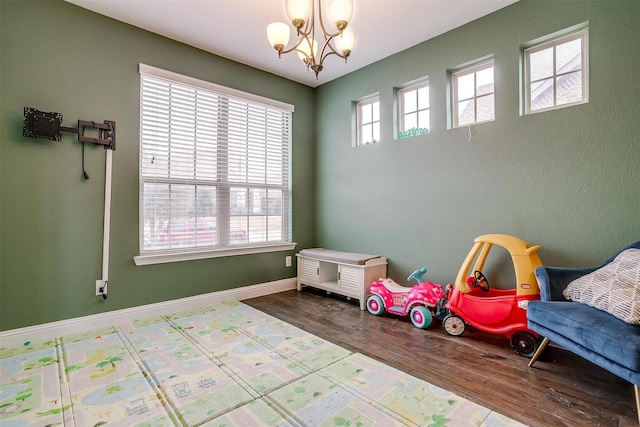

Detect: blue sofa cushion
528,300,640,373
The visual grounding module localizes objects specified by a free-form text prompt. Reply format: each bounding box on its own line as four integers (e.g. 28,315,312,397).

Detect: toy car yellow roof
454,234,542,295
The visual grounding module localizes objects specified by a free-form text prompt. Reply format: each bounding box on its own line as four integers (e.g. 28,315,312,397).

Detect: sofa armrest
535,266,597,301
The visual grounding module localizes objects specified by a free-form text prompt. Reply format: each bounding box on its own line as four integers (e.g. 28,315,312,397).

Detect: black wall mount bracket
23,107,116,151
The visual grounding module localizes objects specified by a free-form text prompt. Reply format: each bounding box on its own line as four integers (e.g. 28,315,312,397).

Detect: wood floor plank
244,288,638,427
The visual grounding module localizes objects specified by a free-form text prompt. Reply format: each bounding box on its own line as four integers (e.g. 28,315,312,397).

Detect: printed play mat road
0,300,526,426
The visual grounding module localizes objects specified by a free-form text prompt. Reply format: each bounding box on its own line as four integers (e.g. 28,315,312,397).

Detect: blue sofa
527,240,640,424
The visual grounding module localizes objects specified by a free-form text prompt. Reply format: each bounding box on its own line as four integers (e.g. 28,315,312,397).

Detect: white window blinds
138,65,293,257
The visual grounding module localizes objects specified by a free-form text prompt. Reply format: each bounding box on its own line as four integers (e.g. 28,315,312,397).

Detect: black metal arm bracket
62,120,116,151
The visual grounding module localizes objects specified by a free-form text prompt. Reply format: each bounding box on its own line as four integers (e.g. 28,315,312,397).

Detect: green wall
2,0,639,331
0,0,316,330
315,0,640,285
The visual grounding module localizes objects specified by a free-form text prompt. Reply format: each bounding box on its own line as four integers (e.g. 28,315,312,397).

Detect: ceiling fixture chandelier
267,0,356,79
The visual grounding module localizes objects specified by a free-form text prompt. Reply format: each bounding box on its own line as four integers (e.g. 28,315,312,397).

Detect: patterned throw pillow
563,248,640,324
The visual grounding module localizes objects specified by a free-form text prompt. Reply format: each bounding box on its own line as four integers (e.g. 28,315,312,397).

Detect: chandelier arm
295,14,314,38
316,37,332,66
320,34,350,62
320,48,347,64
278,34,313,57
307,0,319,66
316,0,344,39
317,22,343,39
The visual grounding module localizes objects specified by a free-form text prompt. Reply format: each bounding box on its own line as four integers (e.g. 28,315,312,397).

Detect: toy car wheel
510,332,539,358
366,295,385,316
410,306,433,329
443,315,465,336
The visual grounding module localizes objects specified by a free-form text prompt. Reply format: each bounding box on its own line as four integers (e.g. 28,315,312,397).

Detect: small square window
397,79,430,139
450,59,495,128
523,26,588,114
356,96,380,146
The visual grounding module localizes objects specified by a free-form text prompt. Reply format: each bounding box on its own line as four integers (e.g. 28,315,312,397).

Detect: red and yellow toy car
442,234,543,357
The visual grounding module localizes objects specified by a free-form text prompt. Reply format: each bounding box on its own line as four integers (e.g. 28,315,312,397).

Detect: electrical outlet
285,256,292,267
96,280,107,296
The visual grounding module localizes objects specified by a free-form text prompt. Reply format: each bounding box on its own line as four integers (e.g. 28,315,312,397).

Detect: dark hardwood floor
245,288,638,427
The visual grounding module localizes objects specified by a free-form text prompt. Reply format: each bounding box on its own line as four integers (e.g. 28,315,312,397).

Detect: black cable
81,126,89,179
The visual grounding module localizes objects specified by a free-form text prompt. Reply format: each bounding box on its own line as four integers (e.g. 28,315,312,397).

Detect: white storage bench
296,248,387,310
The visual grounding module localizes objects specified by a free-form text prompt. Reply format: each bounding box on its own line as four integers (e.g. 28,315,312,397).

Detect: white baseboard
0,278,297,348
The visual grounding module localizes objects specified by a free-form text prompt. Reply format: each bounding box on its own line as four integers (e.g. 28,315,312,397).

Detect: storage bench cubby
296,248,387,310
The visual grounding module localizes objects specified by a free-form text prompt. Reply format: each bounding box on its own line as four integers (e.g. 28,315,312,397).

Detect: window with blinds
138,65,293,260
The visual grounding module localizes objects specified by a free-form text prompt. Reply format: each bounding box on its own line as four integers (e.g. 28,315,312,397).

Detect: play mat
0,300,526,426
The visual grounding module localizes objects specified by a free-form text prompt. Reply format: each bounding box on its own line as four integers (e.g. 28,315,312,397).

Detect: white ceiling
66,0,518,88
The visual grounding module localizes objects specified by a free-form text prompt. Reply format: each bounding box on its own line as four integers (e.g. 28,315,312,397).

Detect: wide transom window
136,65,293,264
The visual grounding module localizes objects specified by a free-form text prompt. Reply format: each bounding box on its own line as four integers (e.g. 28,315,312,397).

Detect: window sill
133,242,297,266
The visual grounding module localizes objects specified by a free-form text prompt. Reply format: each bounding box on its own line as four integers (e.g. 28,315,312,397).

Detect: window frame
134,64,296,266
396,78,430,139
355,95,380,146
522,26,589,115
450,58,495,128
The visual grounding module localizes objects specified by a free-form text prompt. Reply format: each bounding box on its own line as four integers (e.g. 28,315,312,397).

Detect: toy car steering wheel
472,270,490,292
408,267,427,283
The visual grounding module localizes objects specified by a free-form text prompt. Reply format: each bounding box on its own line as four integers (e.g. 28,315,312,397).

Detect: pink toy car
366,268,446,329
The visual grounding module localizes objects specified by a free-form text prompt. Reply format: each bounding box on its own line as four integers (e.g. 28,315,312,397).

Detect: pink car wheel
410,306,432,329
366,295,385,316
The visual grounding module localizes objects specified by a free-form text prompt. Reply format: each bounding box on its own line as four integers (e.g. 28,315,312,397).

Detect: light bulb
285,0,311,29
267,22,290,52
335,28,356,56
328,0,354,31
297,37,318,63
